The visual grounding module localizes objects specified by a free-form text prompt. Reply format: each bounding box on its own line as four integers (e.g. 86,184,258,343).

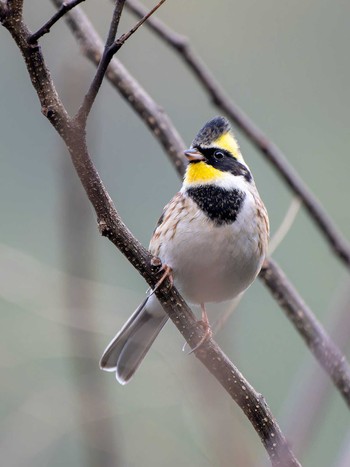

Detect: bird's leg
151,259,174,293
189,303,213,353
199,303,213,343
200,303,210,328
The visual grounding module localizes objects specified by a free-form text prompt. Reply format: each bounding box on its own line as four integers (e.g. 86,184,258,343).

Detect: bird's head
183,116,252,189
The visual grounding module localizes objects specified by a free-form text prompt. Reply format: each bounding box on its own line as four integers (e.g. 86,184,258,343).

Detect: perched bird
100,116,269,384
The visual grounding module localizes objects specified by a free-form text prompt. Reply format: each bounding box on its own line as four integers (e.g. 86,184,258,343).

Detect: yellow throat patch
185,161,226,184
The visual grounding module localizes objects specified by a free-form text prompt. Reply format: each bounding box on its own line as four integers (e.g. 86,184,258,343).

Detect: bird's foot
151,258,174,292
188,304,213,354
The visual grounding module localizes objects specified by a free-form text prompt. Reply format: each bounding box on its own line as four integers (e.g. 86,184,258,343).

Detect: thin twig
77,0,166,124
28,0,86,43
77,0,127,124
105,0,125,47
212,295,243,337
268,197,301,255
1,5,300,466
110,0,166,53
260,259,350,408
125,0,350,269
51,0,350,411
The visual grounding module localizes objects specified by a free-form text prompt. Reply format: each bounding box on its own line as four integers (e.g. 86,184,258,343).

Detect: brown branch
105,0,125,47
125,0,350,269
77,0,165,124
260,259,350,408
110,0,166,53
7,0,22,16
0,4,300,466
49,0,350,412
28,0,86,43
77,0,127,123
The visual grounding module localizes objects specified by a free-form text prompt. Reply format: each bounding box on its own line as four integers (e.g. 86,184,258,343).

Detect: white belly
154,193,264,305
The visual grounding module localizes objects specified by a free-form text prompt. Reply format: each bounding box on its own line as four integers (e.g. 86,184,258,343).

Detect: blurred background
1,1,350,466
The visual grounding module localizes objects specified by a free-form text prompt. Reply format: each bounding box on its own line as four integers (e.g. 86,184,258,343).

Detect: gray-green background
1,1,350,466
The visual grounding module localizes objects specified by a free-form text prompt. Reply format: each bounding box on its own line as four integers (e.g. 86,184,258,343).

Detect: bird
100,116,269,384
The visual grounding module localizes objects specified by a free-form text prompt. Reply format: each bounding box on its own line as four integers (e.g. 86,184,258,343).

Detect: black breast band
187,185,246,226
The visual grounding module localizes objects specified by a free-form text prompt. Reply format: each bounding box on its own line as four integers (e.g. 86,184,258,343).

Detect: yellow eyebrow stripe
213,133,242,161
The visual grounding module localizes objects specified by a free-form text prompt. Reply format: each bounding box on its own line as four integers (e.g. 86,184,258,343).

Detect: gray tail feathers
99,295,168,385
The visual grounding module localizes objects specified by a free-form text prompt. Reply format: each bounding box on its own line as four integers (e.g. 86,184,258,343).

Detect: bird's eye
214,150,225,160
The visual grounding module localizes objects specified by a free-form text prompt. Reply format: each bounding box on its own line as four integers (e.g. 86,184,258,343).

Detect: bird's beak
184,148,206,162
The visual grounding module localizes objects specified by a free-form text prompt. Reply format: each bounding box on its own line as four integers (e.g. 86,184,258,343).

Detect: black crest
191,116,231,147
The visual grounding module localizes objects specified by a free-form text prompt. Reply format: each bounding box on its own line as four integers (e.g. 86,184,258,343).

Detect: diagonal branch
0,5,301,466
50,0,350,411
125,0,350,269
28,0,86,43
260,258,350,408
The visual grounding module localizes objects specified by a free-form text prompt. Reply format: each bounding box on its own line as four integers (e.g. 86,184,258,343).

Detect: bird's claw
149,260,173,297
